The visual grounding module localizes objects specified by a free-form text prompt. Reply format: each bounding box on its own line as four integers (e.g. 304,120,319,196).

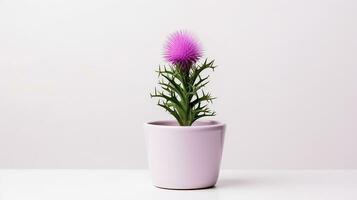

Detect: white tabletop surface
0,170,356,200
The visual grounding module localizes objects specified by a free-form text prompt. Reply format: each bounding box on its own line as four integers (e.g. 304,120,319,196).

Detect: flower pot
144,120,225,189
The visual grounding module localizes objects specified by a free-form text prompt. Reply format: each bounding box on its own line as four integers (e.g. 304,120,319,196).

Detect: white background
0,0,356,169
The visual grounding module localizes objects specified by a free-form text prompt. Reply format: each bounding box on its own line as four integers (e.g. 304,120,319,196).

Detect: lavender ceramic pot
144,120,225,189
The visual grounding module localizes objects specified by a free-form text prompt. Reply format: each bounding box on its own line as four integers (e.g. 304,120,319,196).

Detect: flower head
164,31,202,70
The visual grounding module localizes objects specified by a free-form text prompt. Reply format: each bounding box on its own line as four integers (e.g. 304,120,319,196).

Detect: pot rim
144,120,225,129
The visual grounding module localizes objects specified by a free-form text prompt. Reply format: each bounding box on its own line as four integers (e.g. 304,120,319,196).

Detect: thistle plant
151,31,217,126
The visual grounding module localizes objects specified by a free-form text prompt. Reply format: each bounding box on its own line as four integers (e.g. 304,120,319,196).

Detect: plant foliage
151,59,217,126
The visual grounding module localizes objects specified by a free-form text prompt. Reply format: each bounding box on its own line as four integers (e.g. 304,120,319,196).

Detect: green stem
181,68,191,126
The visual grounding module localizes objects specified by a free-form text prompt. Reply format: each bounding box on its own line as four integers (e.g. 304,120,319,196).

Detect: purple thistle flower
164,31,202,70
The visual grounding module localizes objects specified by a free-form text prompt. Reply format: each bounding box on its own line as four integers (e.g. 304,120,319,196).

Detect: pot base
154,184,216,190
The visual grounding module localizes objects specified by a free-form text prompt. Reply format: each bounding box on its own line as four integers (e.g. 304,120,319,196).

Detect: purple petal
164,31,202,70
